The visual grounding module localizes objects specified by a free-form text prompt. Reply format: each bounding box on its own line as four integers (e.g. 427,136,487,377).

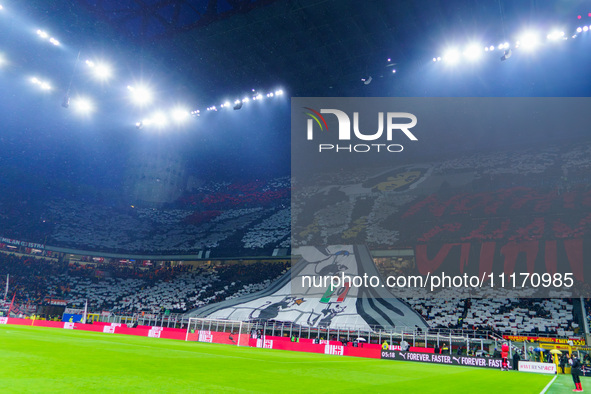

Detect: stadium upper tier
1,141,591,255
292,139,591,248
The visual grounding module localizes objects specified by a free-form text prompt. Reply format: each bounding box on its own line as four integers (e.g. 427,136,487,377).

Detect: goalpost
185,317,251,347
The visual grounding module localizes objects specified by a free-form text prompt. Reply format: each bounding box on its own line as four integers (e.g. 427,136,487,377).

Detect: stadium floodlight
30,76,51,90
547,31,565,41
463,44,482,62
151,111,168,128
36,29,60,46
584,26,589,32
87,60,112,81
275,89,284,95
72,97,94,114
127,84,153,106
443,49,460,65
242,97,249,103
519,31,540,51
577,27,583,33
135,121,143,129
0,4,3,10
224,101,230,108
93,64,111,80
171,107,190,123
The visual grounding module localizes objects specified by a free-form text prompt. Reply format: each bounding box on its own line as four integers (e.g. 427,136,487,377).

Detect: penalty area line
539,374,557,394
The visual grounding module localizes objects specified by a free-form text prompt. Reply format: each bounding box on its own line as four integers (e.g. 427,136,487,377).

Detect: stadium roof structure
20,0,591,101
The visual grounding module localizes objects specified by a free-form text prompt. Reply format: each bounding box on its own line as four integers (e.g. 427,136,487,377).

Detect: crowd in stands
0,253,289,314
408,297,577,337
43,200,289,254
0,177,290,255
1,252,581,337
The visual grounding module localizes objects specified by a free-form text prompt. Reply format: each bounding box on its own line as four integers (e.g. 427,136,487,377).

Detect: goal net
185,318,251,347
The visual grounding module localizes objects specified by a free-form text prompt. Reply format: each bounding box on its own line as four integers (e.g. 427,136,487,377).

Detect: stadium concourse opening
2,0,591,392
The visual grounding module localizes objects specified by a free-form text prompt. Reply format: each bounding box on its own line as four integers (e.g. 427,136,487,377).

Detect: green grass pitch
0,325,583,393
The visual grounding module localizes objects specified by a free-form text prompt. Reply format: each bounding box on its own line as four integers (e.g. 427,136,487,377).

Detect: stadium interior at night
1,1,591,393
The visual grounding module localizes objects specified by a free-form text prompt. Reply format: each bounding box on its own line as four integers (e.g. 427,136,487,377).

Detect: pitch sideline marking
539,375,557,394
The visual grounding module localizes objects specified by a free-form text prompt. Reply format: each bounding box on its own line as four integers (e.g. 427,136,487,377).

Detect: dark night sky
1,1,591,204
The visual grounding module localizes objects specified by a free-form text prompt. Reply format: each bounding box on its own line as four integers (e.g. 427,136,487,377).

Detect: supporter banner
44,298,67,306
102,323,120,334
63,322,75,329
0,236,45,250
103,326,116,333
324,344,345,355
198,330,213,343
148,327,163,338
64,308,85,314
0,317,8,324
503,335,585,346
256,338,274,349
518,361,557,374
381,350,510,369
